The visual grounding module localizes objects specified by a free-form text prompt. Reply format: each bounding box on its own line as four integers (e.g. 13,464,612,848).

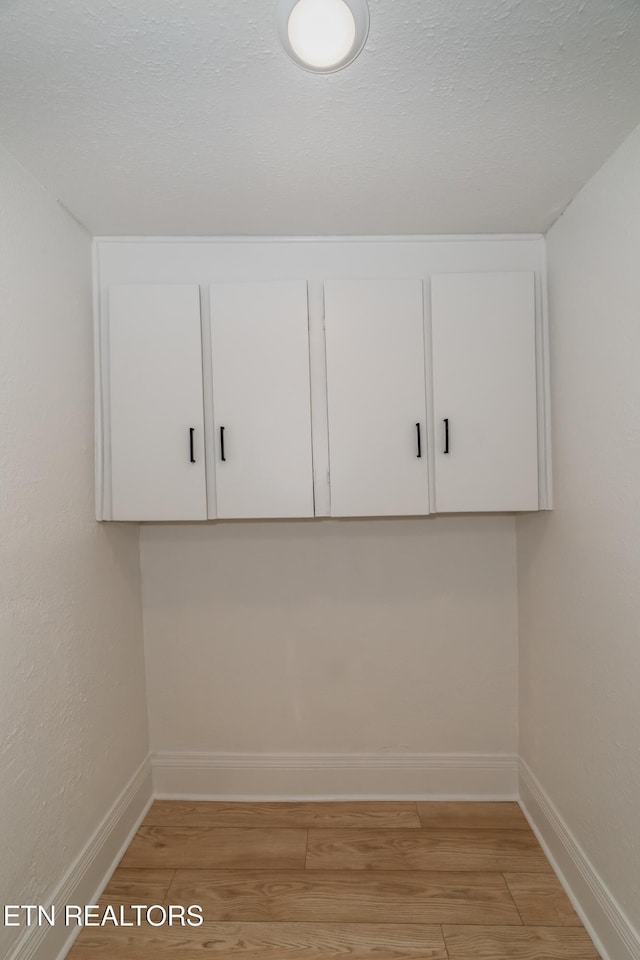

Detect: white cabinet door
209,281,314,519
431,272,539,513
324,279,429,517
108,284,207,521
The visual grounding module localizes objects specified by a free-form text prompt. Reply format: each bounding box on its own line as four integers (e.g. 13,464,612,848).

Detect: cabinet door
108,284,207,521
209,281,314,519
431,272,538,513
324,279,429,517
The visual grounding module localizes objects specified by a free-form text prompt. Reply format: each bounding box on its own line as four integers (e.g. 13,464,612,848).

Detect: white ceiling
1,0,640,236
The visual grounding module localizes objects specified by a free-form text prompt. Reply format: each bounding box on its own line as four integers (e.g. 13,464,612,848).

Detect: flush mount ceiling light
276,0,369,73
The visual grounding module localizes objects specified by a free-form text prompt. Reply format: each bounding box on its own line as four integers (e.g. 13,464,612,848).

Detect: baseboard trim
6,755,153,960
519,760,640,960
152,751,518,800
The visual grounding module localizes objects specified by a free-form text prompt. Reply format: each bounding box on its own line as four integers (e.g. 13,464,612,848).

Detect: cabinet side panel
109,284,207,520
431,272,538,513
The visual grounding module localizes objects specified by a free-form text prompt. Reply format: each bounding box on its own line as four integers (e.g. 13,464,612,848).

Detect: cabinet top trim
94,234,544,246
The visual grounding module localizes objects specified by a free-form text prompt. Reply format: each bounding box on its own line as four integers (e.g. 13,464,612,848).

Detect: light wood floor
67,801,600,959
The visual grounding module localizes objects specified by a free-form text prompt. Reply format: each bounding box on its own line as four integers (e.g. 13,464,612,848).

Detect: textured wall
0,145,149,958
141,516,519,758
517,123,640,930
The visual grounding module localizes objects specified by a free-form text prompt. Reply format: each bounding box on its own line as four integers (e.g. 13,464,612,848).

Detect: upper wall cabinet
209,281,314,519
431,272,539,513
324,279,430,517
107,284,207,521
96,238,551,521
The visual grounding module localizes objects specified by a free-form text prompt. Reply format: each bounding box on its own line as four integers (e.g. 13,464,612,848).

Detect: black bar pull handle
189,427,196,463
220,426,226,462
443,418,450,455
416,422,422,459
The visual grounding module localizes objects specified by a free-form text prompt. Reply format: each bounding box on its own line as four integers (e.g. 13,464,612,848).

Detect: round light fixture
276,0,369,74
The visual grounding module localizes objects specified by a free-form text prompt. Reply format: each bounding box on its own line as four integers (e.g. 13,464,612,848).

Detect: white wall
517,123,640,941
0,146,149,959
106,237,537,798
141,515,519,793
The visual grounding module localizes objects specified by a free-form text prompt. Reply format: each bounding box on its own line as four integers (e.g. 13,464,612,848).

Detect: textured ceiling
1,0,640,235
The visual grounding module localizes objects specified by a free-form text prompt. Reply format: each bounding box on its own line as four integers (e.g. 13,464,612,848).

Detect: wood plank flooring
305,828,552,872
120,826,308,870
165,869,521,923
67,801,599,959
144,801,423,829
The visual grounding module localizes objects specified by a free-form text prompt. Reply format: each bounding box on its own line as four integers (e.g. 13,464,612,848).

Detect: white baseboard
152,751,518,800
6,755,153,960
519,760,640,960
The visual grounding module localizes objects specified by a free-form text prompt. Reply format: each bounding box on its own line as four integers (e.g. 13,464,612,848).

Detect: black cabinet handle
443,418,450,455
220,426,226,462
416,422,422,459
189,428,195,463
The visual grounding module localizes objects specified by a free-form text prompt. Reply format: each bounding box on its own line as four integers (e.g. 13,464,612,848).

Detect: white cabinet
209,281,314,519
431,272,539,513
108,284,207,521
324,279,430,517
98,244,550,522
